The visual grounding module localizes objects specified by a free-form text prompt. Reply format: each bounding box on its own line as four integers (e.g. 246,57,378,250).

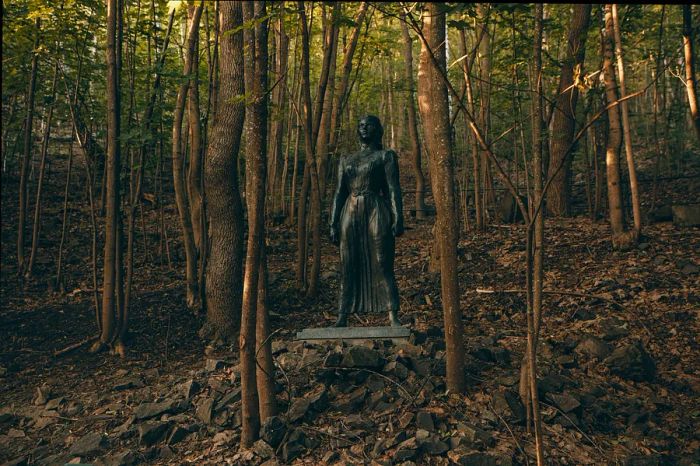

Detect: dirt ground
1,152,699,465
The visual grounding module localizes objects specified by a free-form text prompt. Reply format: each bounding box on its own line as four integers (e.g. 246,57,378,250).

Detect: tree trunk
400,15,427,220
477,4,495,218
417,3,465,393
94,0,125,356
682,5,700,141
18,17,41,275
187,3,204,256
602,4,630,248
26,60,59,278
547,4,591,217
201,0,245,346
612,4,642,238
316,5,339,198
328,2,369,157
240,0,269,449
269,16,288,216
172,2,203,309
256,244,277,421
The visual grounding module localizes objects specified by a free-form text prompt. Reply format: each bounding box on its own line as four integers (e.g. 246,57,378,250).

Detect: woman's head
357,115,383,148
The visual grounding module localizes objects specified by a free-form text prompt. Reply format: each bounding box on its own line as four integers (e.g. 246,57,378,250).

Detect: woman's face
358,118,378,142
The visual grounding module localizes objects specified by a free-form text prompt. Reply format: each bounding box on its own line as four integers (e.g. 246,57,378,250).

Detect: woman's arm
384,150,404,236
329,156,348,244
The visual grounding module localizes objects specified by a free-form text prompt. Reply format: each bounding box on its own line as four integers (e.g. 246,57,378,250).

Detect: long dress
329,148,403,316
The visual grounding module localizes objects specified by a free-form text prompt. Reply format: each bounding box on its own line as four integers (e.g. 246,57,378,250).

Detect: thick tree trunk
18,17,41,275
547,4,591,217
682,5,700,142
201,1,245,345
240,0,269,448
417,3,465,393
172,2,203,309
612,4,642,238
400,15,427,220
602,5,630,248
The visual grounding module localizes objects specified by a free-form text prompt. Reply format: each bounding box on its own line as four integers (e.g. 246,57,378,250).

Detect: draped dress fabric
330,149,403,316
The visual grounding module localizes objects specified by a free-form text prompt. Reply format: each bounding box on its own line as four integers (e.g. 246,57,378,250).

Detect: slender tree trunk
602,5,630,248
256,244,277,421
187,3,204,255
18,17,41,275
612,4,641,238
269,16,288,216
26,60,59,278
477,4,495,218
316,5,339,198
173,2,203,309
458,28,484,229
201,0,245,345
328,2,369,157
682,5,700,141
240,0,269,448
547,4,591,217
417,3,465,393
94,0,125,356
400,15,427,220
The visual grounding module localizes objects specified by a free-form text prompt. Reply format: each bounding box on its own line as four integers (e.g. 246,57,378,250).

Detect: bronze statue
329,115,404,327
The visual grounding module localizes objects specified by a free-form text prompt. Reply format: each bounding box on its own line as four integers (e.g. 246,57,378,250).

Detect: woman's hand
330,225,340,245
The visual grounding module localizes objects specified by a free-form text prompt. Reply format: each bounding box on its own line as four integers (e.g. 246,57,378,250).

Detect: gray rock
68,432,108,456
599,318,630,340
322,451,339,463
282,429,306,463
134,399,180,420
100,449,137,466
538,374,566,395
253,439,275,459
138,421,170,446
605,342,656,382
33,385,51,406
113,377,144,391
340,346,384,369
447,450,498,466
421,436,449,455
205,358,225,372
672,204,700,227
166,426,190,445
547,392,581,413
182,379,201,399
214,387,242,412
493,389,525,424
260,416,286,448
287,397,311,423
196,397,215,424
307,386,329,412
576,337,611,360
394,437,418,461
415,411,435,432
383,361,409,380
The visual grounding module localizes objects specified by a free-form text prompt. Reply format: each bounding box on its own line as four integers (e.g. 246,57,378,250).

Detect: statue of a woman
329,115,404,327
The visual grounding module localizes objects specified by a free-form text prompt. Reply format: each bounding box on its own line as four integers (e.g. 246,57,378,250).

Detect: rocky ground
1,154,699,465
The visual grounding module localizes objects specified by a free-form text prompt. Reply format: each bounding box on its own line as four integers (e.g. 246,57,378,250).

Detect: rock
33,385,51,406
138,421,170,446
196,397,215,424
68,432,108,456
557,354,577,368
394,437,418,461
547,392,581,413
455,423,495,448
288,397,311,423
181,379,201,399
205,358,225,372
646,205,673,223
166,426,190,445
322,451,339,463
538,374,566,395
493,389,525,424
471,347,495,362
599,318,630,340
113,377,144,391
260,416,286,448
672,204,700,227
158,446,174,460
415,411,435,432
623,454,662,466
3,458,27,466
398,412,414,429
492,347,511,366
101,449,137,466
422,436,449,455
307,385,329,412
214,387,242,412
340,346,384,369
282,429,306,463
605,342,656,382
576,337,611,360
212,430,236,447
448,450,498,466
253,439,275,459
383,361,409,380
134,399,180,420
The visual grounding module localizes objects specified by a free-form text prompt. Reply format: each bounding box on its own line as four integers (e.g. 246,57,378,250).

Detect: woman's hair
358,114,384,149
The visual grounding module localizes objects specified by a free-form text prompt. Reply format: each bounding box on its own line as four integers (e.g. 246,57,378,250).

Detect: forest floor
0,152,699,466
